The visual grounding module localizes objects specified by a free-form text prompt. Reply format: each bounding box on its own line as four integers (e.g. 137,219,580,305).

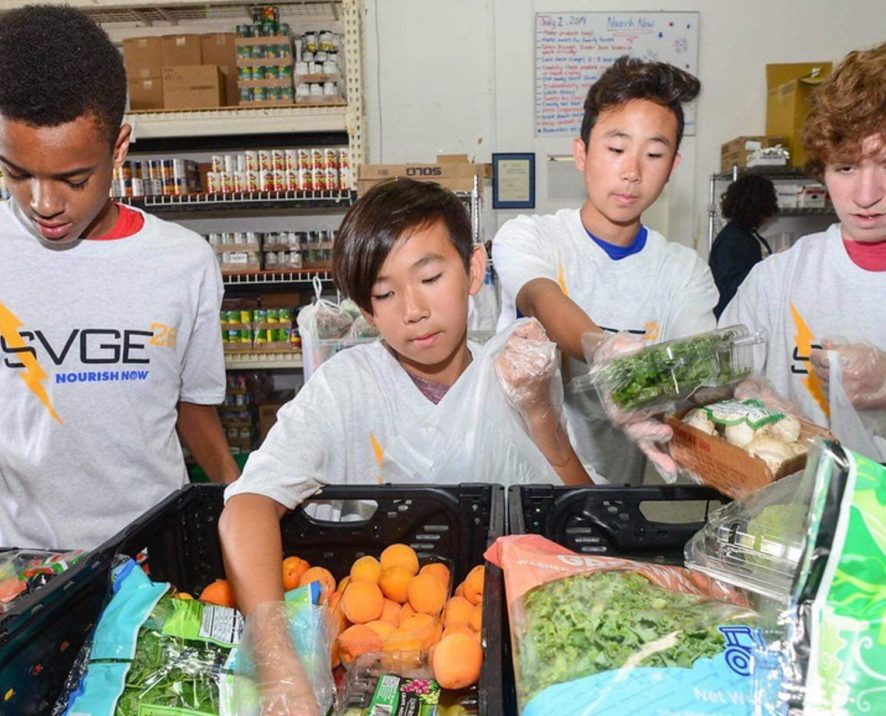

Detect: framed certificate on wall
492,153,536,209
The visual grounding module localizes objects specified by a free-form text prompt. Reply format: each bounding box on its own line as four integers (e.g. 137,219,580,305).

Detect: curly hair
720,174,778,229
580,56,700,149
0,5,126,146
332,179,473,314
802,42,886,179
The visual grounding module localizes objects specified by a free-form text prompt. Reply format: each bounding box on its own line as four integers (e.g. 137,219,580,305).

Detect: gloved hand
581,331,678,481
810,340,886,410
239,601,322,716
494,318,560,425
732,374,807,418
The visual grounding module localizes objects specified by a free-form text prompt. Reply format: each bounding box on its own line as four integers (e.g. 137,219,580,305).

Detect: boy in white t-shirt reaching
493,56,718,484
721,42,886,459
220,178,589,713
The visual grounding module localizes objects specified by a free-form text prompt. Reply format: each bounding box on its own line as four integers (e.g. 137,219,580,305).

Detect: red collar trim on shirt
843,238,886,271
92,203,145,241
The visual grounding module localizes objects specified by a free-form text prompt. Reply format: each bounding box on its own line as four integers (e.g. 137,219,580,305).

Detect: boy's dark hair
580,56,700,149
0,5,126,147
333,178,473,314
802,41,886,179
720,174,778,229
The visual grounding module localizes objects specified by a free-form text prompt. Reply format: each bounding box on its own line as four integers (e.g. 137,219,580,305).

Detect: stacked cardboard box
357,154,491,195
124,33,236,111
766,62,832,167
720,136,785,172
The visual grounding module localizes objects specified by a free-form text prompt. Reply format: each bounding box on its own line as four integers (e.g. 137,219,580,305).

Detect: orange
282,556,310,591
380,543,419,576
337,575,351,595
407,572,447,616
463,565,484,606
199,579,236,609
432,633,483,690
298,566,336,604
382,627,423,653
341,581,384,624
379,565,412,603
338,624,383,667
365,619,396,641
175,592,194,600
399,602,416,621
419,562,451,589
443,596,474,629
350,555,382,584
469,603,482,632
441,624,475,641
380,598,401,627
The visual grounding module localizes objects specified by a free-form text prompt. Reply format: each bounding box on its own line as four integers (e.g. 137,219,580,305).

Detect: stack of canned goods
204,229,336,271
293,29,342,101
220,307,294,348
204,146,350,194
111,159,201,199
236,5,288,38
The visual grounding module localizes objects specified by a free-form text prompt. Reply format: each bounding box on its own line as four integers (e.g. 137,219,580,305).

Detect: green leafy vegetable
516,571,754,704
596,330,750,411
114,596,231,715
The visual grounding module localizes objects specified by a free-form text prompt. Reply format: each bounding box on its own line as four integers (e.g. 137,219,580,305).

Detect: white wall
362,0,885,254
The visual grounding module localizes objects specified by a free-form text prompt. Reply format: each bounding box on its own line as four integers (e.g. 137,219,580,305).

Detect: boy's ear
113,124,133,167
467,244,487,296
668,151,682,178
573,137,588,173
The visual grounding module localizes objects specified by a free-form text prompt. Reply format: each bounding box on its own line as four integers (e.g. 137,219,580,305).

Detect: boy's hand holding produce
582,331,678,480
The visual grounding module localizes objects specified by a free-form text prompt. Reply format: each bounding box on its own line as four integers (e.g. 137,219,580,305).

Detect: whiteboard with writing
535,12,699,137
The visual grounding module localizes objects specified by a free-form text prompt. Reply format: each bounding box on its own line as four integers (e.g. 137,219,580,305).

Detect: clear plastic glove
732,374,807,418
494,318,559,422
239,601,322,716
581,331,678,481
810,340,886,410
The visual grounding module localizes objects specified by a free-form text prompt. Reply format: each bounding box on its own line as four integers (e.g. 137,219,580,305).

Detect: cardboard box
766,62,832,167
127,77,164,111
161,34,203,68
123,37,164,80
201,33,238,106
720,136,785,172
162,65,224,110
667,412,833,499
357,157,491,194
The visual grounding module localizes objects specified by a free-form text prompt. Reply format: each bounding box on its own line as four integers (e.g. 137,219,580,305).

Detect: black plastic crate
502,484,726,715
0,483,505,715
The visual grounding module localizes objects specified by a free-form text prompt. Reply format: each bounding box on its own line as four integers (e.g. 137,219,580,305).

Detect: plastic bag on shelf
485,534,758,715
297,276,353,340
751,441,886,716
586,325,765,417
381,318,564,486
58,559,335,716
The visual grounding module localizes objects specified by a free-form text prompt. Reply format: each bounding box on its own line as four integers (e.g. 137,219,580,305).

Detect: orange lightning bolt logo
790,302,829,417
0,301,62,423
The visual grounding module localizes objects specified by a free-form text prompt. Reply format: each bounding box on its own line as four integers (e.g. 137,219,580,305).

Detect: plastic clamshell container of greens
683,471,813,603
591,324,765,414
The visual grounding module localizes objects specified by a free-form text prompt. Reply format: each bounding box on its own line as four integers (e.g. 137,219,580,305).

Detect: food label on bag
702,399,784,429
199,604,244,646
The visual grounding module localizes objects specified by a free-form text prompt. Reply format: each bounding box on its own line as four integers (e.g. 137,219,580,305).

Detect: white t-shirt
0,201,225,549
720,224,886,449
225,337,561,510
493,209,718,483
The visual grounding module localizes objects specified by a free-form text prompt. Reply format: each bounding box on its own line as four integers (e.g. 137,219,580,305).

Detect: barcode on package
199,605,244,646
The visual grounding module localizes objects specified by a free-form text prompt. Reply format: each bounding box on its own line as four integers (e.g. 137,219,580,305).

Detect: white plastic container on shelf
301,335,378,382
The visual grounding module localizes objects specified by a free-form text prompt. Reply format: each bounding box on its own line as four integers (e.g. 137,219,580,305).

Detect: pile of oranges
284,543,485,691
196,543,486,691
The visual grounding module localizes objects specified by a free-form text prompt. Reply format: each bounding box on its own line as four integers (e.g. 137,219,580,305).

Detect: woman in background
709,174,778,318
